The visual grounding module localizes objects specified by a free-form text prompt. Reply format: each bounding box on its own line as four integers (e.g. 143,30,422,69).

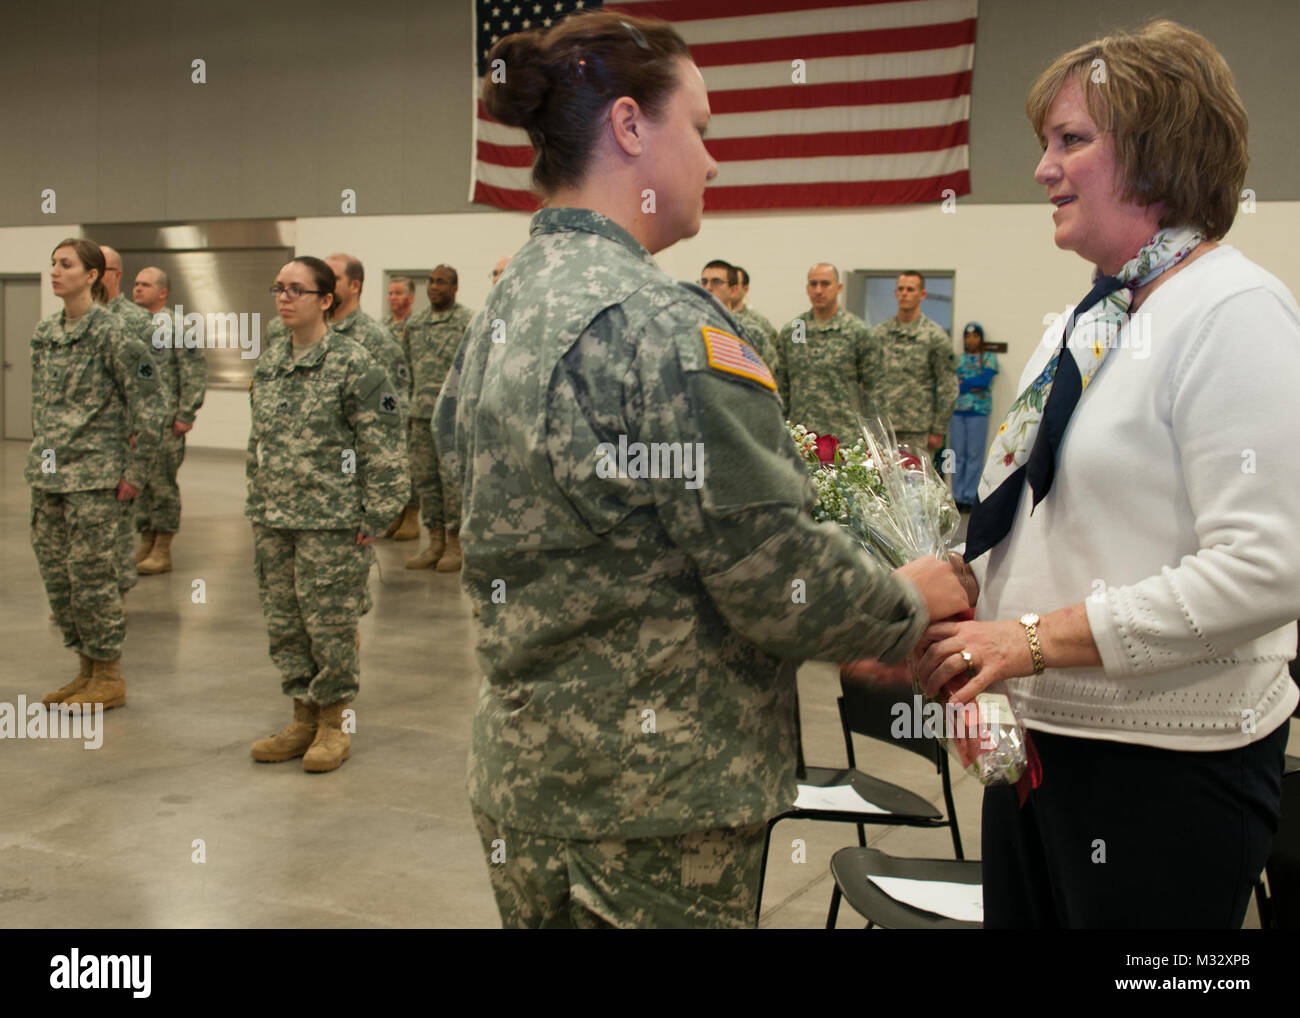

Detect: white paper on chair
793,783,888,814
865,875,983,922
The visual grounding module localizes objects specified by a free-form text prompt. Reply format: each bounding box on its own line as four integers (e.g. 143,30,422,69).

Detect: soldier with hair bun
246,256,409,773
436,10,967,929
31,238,164,711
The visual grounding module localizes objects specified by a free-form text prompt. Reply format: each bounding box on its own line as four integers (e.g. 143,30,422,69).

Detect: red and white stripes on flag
471,0,977,212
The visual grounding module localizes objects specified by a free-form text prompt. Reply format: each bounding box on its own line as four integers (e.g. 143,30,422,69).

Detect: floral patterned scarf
966,226,1204,561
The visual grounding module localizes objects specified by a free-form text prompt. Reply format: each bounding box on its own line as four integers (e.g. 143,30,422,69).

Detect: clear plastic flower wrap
788,410,1028,787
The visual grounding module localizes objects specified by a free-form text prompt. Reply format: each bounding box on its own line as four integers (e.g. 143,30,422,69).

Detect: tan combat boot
404,527,445,569
65,658,127,710
43,653,95,706
391,505,421,541
435,530,462,573
137,531,174,575
251,699,319,762
303,701,351,773
135,530,156,565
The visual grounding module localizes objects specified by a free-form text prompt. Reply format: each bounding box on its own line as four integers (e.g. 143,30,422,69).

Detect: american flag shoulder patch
700,326,775,392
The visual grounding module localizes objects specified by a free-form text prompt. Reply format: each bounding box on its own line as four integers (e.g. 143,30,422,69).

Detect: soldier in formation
403,264,472,571
99,245,157,603
246,257,408,773
324,254,416,541
382,276,416,340
129,266,208,574
775,263,875,456
869,271,958,452
697,259,777,371
31,238,165,710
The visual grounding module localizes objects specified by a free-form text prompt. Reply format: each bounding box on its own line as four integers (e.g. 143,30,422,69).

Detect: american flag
701,327,776,390
471,0,977,212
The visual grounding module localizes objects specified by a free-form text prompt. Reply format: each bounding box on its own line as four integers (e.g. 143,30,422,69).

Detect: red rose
815,433,840,464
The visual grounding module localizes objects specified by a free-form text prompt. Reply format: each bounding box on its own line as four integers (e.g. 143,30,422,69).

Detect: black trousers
981,723,1290,928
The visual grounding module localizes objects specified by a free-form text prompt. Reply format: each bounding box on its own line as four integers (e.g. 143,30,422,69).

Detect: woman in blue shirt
949,321,998,511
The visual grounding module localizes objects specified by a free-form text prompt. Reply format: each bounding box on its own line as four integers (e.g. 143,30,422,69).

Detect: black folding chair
827,846,982,929
755,672,965,923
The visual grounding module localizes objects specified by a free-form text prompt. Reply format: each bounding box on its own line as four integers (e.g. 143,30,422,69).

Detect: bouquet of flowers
789,413,1027,786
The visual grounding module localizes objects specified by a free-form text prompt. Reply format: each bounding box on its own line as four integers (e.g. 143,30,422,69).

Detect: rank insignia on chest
701,326,775,391
379,393,398,414
137,362,154,379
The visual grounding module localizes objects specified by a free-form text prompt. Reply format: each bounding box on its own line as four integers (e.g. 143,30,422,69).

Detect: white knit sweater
972,246,1300,749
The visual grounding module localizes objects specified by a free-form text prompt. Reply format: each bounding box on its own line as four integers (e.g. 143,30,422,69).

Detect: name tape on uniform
701,327,775,391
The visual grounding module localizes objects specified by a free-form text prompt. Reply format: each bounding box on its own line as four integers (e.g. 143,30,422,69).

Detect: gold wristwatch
1020,612,1045,674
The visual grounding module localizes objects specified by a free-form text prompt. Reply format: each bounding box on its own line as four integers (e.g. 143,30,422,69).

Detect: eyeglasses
270,284,325,299
699,277,729,289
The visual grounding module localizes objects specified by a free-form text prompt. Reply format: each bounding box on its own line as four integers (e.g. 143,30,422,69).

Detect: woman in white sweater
917,20,1299,928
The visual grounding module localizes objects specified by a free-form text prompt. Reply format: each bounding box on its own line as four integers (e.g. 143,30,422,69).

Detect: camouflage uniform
131,302,208,534
245,330,409,704
105,294,159,592
28,302,163,659
337,308,414,512
404,300,472,532
332,309,411,418
774,307,876,440
731,305,779,377
382,311,414,345
434,208,927,928
868,313,959,450
473,808,767,928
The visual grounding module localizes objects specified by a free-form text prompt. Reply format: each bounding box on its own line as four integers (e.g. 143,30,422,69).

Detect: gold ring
961,650,973,666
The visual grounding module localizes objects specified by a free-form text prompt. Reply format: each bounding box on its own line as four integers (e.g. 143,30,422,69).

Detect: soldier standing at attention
403,264,472,572
246,257,408,773
325,254,411,417
775,263,874,458
729,265,778,369
698,259,776,370
382,276,416,340
324,253,415,543
435,11,968,929
131,267,207,574
33,239,163,710
99,245,157,602
376,273,421,540
868,271,958,453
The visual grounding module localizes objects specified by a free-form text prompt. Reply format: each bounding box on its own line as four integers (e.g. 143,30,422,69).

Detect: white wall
5,204,1298,451
0,224,87,310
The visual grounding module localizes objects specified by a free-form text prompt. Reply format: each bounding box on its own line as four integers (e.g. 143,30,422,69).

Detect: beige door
2,277,40,441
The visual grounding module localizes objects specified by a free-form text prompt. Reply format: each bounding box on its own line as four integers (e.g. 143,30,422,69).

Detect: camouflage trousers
31,488,128,660
116,502,137,593
471,805,767,929
252,525,373,705
134,428,186,533
409,417,459,532
405,424,417,511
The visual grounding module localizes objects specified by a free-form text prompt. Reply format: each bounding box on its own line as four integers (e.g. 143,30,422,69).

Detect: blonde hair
1026,19,1248,240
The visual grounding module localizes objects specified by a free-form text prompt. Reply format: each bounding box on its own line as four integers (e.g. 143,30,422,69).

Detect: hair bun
482,31,550,132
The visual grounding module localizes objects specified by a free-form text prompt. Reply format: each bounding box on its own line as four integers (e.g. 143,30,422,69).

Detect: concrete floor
0,441,1280,928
